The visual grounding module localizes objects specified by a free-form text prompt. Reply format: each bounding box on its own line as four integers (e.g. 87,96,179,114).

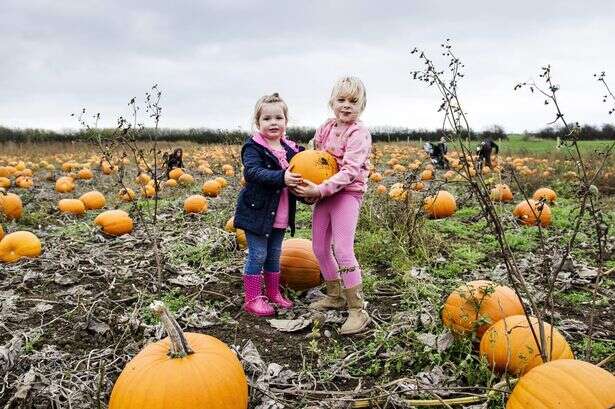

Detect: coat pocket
243,190,266,210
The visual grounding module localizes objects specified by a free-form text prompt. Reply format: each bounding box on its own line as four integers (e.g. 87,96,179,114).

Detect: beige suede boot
340,284,370,335
309,279,346,311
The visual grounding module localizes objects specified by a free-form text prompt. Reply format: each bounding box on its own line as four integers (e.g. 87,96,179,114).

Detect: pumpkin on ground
58,199,86,215
479,315,573,375
202,180,222,197
109,301,248,409
55,176,75,193
289,150,338,184
79,191,106,210
178,173,194,185
168,167,184,180
184,195,208,214
424,190,457,219
165,179,178,188
136,172,151,186
420,169,433,181
94,210,133,236
0,177,10,189
15,176,33,189
442,280,524,338
388,183,408,202
490,184,513,202
532,187,557,203
118,188,136,202
78,168,94,180
280,238,322,290
224,217,247,249
0,193,23,220
506,359,615,409
0,225,4,240
215,176,228,188
513,199,551,226
369,172,383,182
0,231,42,263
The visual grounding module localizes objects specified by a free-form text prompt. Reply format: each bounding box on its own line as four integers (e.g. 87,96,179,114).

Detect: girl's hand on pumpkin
293,180,321,199
284,169,303,187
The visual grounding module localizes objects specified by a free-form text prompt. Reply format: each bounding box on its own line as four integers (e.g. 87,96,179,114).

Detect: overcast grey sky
1,0,614,133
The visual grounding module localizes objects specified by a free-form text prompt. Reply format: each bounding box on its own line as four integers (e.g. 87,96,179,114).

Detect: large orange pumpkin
58,199,86,215
94,210,133,236
79,191,106,210
184,195,208,214
55,176,75,193
513,199,551,226
289,150,338,184
280,238,322,290
0,231,42,263
168,167,184,180
506,359,615,409
424,190,457,219
0,177,10,189
178,173,194,185
442,280,524,338
0,193,23,220
109,301,248,409
479,315,573,375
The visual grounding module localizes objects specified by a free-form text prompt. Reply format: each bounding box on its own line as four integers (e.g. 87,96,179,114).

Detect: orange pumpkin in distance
442,280,524,338
289,150,338,184
532,187,557,203
58,199,86,215
513,199,551,226
94,210,133,236
424,190,456,219
480,315,574,375
202,180,221,197
0,193,23,220
490,184,513,202
280,238,322,290
184,195,208,214
79,191,106,210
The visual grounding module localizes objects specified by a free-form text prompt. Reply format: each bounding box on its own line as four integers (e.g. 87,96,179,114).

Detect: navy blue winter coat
234,138,305,237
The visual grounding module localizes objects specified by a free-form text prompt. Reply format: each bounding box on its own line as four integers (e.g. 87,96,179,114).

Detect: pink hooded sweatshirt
251,132,300,229
314,118,372,198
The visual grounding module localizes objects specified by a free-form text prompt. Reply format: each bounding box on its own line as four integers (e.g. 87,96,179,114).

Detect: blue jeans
244,228,286,275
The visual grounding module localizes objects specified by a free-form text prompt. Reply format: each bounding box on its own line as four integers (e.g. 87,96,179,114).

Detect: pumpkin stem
150,301,194,358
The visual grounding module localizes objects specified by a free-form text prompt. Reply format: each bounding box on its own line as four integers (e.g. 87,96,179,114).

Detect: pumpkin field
1,136,614,408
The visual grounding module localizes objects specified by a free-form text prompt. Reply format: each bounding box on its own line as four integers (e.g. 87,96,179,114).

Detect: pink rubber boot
243,274,275,317
264,271,294,309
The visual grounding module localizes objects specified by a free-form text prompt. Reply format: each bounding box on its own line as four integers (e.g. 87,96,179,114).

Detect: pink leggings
312,191,363,289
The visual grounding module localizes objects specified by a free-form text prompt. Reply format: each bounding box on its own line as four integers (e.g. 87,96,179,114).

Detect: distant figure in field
423,137,449,170
163,148,183,177
476,139,499,170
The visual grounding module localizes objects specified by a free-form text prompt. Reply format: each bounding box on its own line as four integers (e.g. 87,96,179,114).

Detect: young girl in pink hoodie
293,77,372,334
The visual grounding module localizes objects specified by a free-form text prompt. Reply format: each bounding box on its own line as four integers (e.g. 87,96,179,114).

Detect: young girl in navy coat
234,93,304,317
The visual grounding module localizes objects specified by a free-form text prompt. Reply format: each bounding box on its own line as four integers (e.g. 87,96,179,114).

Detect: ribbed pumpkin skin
58,199,86,215
280,238,322,290
0,231,42,263
480,315,573,375
513,199,551,226
507,359,615,409
184,195,208,213
94,210,133,236
109,333,248,409
441,280,524,338
289,150,338,184
79,191,106,210
424,190,457,219
490,184,513,202
0,193,23,219
532,187,557,203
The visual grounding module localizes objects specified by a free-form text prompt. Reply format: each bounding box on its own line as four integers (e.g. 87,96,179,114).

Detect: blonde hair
329,76,367,113
253,93,288,128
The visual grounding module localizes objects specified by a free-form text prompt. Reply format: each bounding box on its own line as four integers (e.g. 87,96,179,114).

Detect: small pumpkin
490,184,513,202
420,169,433,181
58,199,86,215
280,238,322,290
165,178,178,187
0,231,42,263
506,359,615,409
118,188,136,202
224,217,246,249
289,150,338,184
109,301,248,409
15,176,33,189
388,183,407,202
424,190,456,219
79,191,106,210
0,192,23,220
532,187,557,203
0,177,10,189
441,280,524,338
479,315,573,375
55,176,75,193
184,195,208,214
215,176,228,188
78,168,94,180
513,199,551,226
376,184,387,194
178,173,194,185
168,167,184,180
94,209,133,236
369,172,383,182
136,172,151,186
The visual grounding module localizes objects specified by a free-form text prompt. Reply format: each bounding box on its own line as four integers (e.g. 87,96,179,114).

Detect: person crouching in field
233,93,304,317
293,77,372,335
476,139,499,171
423,137,450,170
163,148,183,178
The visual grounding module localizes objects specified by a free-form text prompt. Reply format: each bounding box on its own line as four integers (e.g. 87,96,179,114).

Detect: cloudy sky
1,1,614,133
